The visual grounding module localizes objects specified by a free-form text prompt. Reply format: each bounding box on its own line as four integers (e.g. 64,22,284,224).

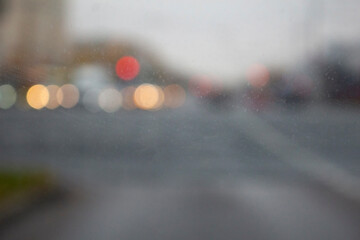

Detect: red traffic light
116,56,140,81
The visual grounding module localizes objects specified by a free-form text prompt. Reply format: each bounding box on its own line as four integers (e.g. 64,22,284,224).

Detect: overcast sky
67,0,360,83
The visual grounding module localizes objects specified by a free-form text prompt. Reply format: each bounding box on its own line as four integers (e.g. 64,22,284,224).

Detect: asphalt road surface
1,98,360,239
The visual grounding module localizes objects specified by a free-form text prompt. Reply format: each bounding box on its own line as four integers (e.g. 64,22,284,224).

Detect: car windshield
1,0,360,239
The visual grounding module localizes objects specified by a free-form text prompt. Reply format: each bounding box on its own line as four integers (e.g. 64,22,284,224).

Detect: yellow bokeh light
57,84,79,109
46,85,60,109
26,84,49,110
163,84,186,108
133,84,163,110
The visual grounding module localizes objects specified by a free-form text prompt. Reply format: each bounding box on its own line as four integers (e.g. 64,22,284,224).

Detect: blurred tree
0,0,4,16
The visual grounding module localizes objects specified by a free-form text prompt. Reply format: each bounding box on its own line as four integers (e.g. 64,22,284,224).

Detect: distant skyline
67,0,360,84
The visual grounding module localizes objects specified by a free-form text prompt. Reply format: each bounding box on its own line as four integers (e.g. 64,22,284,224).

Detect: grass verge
0,170,53,203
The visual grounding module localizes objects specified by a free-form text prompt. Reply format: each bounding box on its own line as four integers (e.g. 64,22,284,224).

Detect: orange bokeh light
133,84,163,110
57,84,80,109
26,84,49,110
122,86,136,110
163,84,186,108
46,85,60,109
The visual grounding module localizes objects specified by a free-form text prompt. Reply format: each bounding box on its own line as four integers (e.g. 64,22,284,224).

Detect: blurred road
1,98,360,239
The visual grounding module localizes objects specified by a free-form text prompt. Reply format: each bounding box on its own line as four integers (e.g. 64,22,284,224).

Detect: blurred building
312,43,360,102
0,0,66,65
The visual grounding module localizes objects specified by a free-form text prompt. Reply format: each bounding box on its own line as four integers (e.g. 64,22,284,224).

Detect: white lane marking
236,110,360,200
